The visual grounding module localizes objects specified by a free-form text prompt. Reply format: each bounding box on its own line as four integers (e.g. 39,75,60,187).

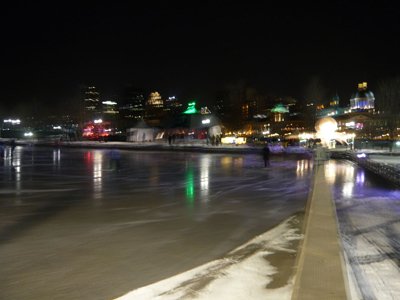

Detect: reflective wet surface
0,146,312,300
330,160,400,300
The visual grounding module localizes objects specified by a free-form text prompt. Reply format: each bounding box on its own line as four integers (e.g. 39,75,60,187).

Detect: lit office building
83,86,101,121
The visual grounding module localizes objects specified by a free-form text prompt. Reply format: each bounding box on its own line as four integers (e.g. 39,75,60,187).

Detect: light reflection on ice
84,151,103,199
324,161,337,184
344,164,355,182
296,160,311,178
220,156,233,169
52,148,61,166
220,156,244,169
185,163,195,207
93,151,103,200
356,170,365,185
200,155,210,201
342,182,354,198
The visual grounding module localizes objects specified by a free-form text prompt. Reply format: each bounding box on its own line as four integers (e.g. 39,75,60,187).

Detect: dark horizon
1,1,400,115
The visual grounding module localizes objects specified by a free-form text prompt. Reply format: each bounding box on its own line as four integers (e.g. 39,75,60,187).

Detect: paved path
292,162,349,300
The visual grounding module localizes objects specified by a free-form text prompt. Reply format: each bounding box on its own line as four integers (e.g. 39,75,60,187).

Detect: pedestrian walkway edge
291,162,350,300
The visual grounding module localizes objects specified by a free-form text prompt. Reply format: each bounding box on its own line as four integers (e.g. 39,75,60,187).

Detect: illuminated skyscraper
83,86,101,121
119,87,146,121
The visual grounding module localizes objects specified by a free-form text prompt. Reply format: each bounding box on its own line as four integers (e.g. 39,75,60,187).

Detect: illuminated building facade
145,91,165,126
350,82,375,111
101,100,119,122
164,96,183,115
83,86,101,121
146,92,163,108
119,88,146,122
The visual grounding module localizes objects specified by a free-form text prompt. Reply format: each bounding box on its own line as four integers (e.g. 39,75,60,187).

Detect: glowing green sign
271,103,289,113
183,101,198,114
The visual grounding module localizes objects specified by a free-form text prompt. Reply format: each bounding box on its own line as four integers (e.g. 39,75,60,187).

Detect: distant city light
94,119,103,123
3,119,21,125
357,153,367,158
221,136,246,145
201,107,211,114
53,126,62,130
24,132,33,137
254,114,267,118
299,132,314,140
202,119,210,124
102,101,117,105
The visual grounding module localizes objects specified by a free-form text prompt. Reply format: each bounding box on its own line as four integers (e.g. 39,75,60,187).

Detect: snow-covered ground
115,216,302,300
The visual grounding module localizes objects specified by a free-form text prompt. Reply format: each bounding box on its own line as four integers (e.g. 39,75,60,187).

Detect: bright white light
357,153,367,158
346,121,355,127
202,119,210,124
221,136,236,144
24,132,33,137
94,119,103,124
315,117,338,148
299,132,314,140
102,101,117,105
53,126,62,130
4,119,21,125
221,136,246,145
396,141,400,146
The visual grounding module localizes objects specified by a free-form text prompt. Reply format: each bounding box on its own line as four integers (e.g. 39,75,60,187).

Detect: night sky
1,1,400,115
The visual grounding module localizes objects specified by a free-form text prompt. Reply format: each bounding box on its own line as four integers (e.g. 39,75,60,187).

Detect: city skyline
1,1,400,114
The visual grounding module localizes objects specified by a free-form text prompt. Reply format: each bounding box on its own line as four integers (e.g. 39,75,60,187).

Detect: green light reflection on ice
185,165,195,206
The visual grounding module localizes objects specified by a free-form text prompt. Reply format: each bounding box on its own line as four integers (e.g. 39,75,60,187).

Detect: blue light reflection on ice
324,161,364,198
356,170,365,185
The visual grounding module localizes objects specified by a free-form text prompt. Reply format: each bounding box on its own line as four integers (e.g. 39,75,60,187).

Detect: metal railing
330,150,400,187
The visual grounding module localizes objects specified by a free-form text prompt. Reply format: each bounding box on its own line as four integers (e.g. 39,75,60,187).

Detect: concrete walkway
292,162,349,300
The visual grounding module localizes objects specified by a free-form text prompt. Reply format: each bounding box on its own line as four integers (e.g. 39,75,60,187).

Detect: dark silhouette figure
0,141,4,159
10,139,16,159
262,144,270,167
109,149,121,171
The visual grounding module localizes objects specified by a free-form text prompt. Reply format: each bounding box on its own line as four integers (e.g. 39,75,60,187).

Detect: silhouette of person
262,144,270,167
10,139,16,159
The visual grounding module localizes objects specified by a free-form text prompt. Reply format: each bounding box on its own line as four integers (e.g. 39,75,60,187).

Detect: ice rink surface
330,160,400,300
0,146,312,300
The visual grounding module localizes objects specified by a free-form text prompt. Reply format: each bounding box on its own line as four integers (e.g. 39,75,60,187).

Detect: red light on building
82,122,113,140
